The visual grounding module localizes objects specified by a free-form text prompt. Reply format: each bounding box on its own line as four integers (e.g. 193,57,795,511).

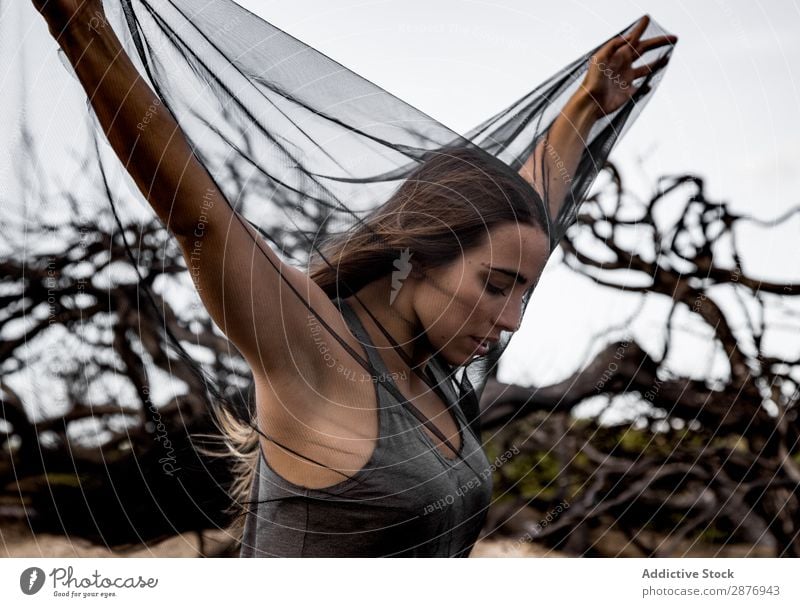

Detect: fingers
620,16,680,51
632,14,651,42
638,34,679,55
604,35,634,58
630,55,670,80
603,17,678,64
606,15,650,55
609,33,678,68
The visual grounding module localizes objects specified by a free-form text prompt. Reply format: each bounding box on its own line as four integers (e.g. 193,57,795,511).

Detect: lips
470,336,496,355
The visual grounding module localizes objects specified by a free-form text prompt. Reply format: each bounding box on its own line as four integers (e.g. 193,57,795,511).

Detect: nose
492,299,523,334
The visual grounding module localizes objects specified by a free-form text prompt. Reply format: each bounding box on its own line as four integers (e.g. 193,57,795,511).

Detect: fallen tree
1,163,797,556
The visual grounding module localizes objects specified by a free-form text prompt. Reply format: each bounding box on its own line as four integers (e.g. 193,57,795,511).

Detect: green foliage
485,439,564,501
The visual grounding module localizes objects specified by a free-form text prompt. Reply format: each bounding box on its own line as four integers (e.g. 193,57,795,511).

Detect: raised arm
31,0,343,385
518,15,677,222
34,0,219,238
517,89,601,222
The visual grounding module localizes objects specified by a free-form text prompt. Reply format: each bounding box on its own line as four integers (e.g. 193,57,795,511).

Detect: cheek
428,324,474,366
424,312,463,343
417,302,470,352
419,268,471,311
443,267,485,311
415,266,485,334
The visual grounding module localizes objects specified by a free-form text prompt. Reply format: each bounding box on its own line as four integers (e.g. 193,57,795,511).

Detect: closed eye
486,283,509,296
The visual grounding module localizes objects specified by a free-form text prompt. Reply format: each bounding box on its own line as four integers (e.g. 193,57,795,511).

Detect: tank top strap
334,297,481,471
334,297,460,419
335,297,445,397
333,297,398,390
426,357,482,443
425,356,460,412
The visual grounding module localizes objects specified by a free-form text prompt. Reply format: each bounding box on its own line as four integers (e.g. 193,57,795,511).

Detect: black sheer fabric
7,0,676,526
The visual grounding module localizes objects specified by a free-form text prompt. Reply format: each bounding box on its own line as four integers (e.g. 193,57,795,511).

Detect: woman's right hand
31,0,106,39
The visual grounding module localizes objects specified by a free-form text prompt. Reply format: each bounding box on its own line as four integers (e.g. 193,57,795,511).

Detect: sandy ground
3,522,770,557
0,522,563,557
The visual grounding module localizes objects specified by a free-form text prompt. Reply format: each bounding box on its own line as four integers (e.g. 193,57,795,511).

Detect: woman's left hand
582,15,678,117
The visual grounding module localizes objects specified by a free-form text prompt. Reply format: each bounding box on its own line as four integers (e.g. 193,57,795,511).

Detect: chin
431,336,482,367
438,346,475,368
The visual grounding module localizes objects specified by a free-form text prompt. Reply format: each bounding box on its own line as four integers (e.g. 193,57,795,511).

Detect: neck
345,274,433,376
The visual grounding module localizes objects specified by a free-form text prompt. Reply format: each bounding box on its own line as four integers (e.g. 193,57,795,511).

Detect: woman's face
410,221,550,366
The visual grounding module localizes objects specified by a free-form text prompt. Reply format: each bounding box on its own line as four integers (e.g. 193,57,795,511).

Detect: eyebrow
482,262,528,285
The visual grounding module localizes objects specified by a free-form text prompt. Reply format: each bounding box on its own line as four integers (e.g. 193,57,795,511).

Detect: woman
31,0,677,556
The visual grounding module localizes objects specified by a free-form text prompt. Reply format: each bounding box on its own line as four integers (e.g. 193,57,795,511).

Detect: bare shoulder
250,288,369,410
249,292,381,488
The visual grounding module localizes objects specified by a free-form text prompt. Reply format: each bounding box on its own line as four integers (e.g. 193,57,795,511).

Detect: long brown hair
210,145,548,541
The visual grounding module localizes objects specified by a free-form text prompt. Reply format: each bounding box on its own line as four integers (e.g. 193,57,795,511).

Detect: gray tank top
239,297,493,557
